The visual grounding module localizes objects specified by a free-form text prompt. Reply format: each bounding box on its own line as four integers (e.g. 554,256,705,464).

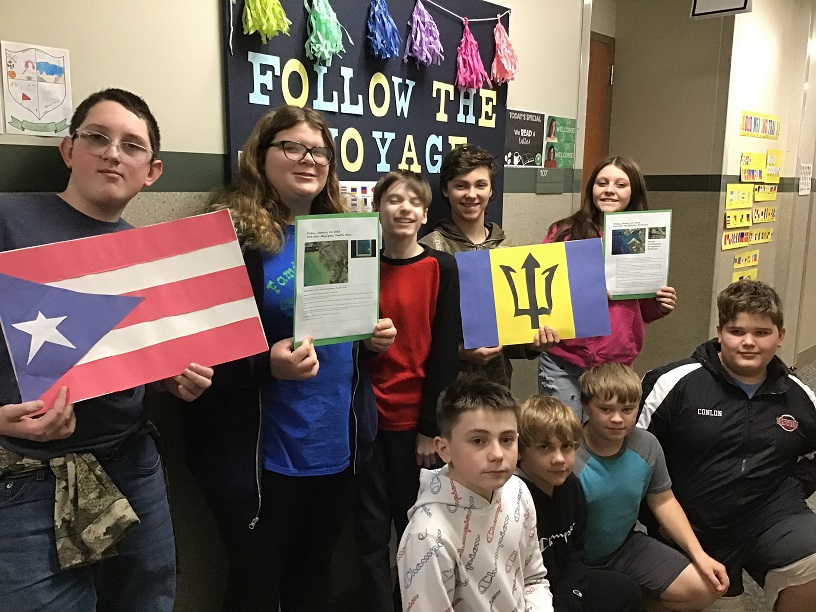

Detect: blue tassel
366,0,402,59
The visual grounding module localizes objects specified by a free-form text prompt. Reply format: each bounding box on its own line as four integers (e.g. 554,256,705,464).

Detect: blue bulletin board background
222,0,509,228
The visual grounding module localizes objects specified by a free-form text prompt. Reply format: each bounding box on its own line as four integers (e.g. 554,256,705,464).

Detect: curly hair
205,106,346,253
550,155,648,242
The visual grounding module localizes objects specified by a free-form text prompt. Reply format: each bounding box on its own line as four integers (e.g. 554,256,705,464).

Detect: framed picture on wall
690,0,752,19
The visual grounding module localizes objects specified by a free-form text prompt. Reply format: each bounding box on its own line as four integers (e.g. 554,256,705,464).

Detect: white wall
590,0,617,37
0,0,224,154
716,0,813,364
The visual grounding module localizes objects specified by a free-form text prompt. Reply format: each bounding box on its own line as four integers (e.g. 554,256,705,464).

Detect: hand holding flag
0,387,75,441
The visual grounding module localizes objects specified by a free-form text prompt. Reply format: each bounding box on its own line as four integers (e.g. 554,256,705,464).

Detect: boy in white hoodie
397,374,553,611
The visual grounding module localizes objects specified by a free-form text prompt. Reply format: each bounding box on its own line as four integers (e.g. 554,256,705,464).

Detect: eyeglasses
72,130,153,166
269,140,332,166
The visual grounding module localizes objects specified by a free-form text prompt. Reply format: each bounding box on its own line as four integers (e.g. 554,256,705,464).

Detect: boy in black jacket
640,280,816,611
516,395,641,612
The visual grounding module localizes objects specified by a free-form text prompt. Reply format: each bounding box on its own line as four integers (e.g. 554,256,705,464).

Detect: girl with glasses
188,105,395,611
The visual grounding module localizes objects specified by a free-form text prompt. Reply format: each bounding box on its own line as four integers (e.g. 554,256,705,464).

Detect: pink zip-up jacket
544,225,666,368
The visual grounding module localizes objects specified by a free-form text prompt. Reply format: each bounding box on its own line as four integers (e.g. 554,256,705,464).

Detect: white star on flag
12,311,76,364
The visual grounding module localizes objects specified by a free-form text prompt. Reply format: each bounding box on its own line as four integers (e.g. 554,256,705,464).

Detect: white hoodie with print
397,465,553,611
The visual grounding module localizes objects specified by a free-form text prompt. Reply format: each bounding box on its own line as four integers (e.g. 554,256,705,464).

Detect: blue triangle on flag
0,273,143,402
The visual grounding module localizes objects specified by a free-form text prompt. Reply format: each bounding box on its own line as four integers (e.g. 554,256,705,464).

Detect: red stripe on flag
115,266,255,328
39,318,268,407
0,211,237,283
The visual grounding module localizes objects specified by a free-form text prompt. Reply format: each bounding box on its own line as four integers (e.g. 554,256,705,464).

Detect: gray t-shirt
0,193,144,459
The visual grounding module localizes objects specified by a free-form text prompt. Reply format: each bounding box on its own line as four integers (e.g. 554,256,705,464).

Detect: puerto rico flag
455,239,610,349
0,210,268,407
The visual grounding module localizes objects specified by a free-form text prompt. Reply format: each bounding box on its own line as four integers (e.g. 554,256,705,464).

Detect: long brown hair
549,155,648,242
206,105,346,253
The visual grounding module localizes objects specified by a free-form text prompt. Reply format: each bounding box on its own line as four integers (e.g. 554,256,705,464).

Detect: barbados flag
455,239,610,349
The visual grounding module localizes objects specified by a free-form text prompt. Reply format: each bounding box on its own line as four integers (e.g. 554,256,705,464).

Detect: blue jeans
538,351,586,421
0,433,176,612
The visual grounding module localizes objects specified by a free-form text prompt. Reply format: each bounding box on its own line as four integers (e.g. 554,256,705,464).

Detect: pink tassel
456,18,491,90
491,17,518,85
403,0,444,67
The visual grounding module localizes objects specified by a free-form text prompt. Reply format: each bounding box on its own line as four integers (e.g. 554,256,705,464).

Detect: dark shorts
588,530,690,596
705,511,816,598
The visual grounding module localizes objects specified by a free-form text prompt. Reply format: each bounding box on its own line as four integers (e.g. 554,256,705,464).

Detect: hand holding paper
529,325,561,352
656,286,677,315
364,318,397,353
269,337,319,380
159,362,214,402
459,344,504,365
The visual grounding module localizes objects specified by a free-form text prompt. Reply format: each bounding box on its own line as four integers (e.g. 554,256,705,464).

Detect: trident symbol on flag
500,254,558,329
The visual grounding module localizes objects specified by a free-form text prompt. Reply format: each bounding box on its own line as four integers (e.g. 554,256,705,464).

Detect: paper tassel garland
305,0,346,66
456,18,491,90
242,0,291,44
366,0,402,59
403,0,444,67
491,17,518,84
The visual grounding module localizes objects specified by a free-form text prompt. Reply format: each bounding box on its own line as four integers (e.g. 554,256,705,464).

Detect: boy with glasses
0,88,213,611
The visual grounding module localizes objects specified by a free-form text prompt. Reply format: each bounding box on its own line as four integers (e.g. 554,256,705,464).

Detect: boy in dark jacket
517,395,641,612
640,280,816,611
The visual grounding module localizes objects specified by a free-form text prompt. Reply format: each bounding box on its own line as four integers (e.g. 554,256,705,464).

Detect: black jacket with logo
639,339,816,547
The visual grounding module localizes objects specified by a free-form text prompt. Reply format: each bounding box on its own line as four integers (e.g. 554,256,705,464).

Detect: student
639,280,816,611
0,88,213,611
517,395,641,612
354,170,460,612
575,363,728,611
397,373,554,611
420,144,559,388
189,105,396,612
538,155,677,418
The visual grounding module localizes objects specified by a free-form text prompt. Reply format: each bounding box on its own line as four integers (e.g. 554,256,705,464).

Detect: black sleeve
418,251,462,437
565,478,588,578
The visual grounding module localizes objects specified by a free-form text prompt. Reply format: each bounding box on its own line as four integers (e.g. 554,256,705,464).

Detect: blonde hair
579,363,642,406
519,395,583,449
205,105,346,253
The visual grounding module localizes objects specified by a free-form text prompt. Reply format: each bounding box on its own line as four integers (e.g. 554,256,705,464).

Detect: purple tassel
456,18,491,90
403,0,444,67
366,0,402,59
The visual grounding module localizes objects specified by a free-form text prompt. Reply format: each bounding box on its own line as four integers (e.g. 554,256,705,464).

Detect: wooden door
583,33,615,193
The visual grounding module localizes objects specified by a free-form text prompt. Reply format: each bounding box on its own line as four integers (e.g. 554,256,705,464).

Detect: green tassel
243,0,291,44
305,0,345,66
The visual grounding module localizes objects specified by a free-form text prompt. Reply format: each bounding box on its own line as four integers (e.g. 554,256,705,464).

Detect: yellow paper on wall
733,250,759,269
740,111,781,139
732,268,757,282
722,230,751,250
754,184,777,202
765,149,782,184
726,184,753,209
741,152,765,182
752,207,777,224
724,210,752,229
749,228,773,244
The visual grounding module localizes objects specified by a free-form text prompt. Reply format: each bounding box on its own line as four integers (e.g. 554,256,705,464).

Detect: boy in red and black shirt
354,170,461,612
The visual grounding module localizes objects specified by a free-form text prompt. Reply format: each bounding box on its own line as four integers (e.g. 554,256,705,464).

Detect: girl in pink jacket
538,156,677,419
